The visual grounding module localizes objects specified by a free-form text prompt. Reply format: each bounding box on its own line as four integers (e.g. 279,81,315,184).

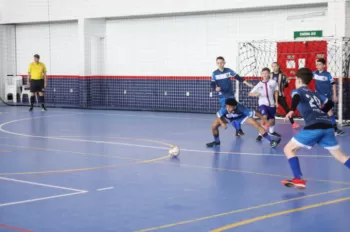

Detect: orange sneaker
281,178,306,190
292,123,300,129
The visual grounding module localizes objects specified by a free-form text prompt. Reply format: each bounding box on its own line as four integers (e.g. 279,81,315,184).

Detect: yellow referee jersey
28,62,47,80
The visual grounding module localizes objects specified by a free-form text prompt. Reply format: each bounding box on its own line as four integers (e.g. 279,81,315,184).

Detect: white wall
16,22,79,75
0,0,327,24
105,5,328,76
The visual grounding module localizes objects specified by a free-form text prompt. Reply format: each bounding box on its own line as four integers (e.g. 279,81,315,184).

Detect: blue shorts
292,128,339,150
259,105,276,120
230,116,249,125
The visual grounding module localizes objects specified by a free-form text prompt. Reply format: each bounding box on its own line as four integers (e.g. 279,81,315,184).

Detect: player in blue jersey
313,58,344,136
211,56,253,136
282,68,350,189
206,98,281,148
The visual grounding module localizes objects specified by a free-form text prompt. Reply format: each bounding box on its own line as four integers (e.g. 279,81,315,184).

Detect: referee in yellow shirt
28,54,47,111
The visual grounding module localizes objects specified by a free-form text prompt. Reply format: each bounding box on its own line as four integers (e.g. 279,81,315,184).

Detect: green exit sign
294,30,323,39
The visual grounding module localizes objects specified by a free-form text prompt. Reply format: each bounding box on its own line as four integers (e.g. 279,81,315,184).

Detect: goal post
237,38,350,126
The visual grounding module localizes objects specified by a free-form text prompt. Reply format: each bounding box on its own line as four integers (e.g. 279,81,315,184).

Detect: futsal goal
236,38,350,126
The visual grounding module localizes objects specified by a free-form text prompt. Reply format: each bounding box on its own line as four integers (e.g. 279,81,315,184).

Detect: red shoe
292,123,300,129
281,178,306,190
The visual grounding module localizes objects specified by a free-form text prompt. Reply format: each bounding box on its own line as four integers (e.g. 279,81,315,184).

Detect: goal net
237,38,350,125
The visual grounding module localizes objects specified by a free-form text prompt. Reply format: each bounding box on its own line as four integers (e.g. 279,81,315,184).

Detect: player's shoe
256,135,263,142
236,129,245,136
270,138,281,148
206,141,220,147
29,106,33,112
269,132,281,137
292,123,300,129
41,106,47,111
281,178,306,190
335,129,345,136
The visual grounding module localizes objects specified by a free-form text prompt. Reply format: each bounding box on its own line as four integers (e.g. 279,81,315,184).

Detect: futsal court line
135,187,350,232
0,155,169,175
0,191,86,207
152,162,350,186
97,187,114,191
0,143,348,186
0,176,87,192
0,223,32,232
0,143,142,161
0,115,332,158
210,195,350,231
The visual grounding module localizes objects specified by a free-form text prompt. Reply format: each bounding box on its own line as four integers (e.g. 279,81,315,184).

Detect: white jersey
250,79,279,107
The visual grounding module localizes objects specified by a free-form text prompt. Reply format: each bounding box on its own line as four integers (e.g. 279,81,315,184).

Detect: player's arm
248,83,260,97
211,73,220,92
216,109,227,129
275,90,279,107
286,91,300,119
27,64,31,87
229,69,254,88
274,82,279,107
283,74,289,88
317,93,334,113
329,73,337,103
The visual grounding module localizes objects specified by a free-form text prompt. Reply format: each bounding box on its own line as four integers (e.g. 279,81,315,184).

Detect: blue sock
233,121,241,130
262,132,271,142
214,136,220,143
345,158,350,169
288,157,303,179
330,115,336,126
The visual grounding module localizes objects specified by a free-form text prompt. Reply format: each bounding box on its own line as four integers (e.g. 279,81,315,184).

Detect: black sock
30,96,35,107
289,117,294,124
39,96,45,107
333,124,338,132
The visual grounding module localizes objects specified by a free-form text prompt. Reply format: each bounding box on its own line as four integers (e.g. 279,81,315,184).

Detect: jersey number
306,94,321,108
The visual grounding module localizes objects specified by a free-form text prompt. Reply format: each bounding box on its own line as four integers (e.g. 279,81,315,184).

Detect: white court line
0,114,331,158
0,176,87,193
0,115,170,150
0,191,86,207
97,187,114,191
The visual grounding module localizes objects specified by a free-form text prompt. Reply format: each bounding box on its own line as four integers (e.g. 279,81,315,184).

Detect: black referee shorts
30,79,45,93
278,96,290,114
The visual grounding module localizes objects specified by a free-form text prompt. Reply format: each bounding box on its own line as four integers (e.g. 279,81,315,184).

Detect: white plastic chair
21,85,38,103
5,76,21,103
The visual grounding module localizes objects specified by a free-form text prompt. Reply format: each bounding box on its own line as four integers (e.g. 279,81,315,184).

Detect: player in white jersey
249,67,281,141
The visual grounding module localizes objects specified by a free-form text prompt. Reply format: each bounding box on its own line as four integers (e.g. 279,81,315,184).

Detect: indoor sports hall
1,1,350,231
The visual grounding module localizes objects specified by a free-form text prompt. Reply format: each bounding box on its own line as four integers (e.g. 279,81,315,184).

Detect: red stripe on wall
19,75,263,80
19,75,346,81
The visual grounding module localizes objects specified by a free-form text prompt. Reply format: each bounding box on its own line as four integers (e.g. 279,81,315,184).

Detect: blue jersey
291,86,332,127
313,70,334,97
217,104,255,122
211,68,244,98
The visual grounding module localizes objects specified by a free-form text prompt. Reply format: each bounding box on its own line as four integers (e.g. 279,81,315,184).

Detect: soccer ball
169,146,180,157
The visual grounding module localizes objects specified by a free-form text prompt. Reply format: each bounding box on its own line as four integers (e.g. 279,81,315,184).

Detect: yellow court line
0,143,141,161
0,143,349,186
135,187,350,232
210,195,350,232
0,155,169,175
162,163,350,186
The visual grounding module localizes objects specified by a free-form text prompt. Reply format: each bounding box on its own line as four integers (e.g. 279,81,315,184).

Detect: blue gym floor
0,106,349,232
